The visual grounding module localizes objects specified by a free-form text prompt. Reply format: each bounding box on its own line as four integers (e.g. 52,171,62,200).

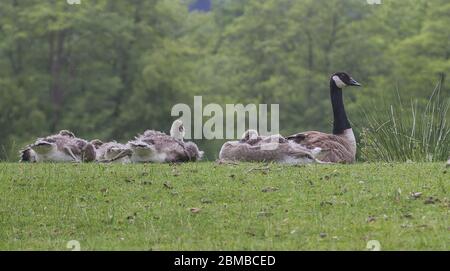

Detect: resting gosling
20,130,96,163
127,120,203,163
219,130,325,164
91,139,132,163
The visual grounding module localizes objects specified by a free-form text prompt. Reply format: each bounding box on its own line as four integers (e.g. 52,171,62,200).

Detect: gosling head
241,129,259,141
90,139,104,149
59,130,76,138
170,119,185,141
331,72,361,89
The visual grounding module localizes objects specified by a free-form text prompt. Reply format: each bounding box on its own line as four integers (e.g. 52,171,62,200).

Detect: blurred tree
0,0,448,160
392,0,450,96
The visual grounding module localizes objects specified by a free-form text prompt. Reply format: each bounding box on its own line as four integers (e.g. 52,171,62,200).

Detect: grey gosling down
219,130,326,164
20,130,96,163
125,119,204,163
91,139,132,163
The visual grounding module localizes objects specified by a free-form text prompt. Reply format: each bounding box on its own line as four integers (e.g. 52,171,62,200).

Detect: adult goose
126,120,204,163
287,72,361,163
90,139,132,163
20,130,96,163
219,130,326,164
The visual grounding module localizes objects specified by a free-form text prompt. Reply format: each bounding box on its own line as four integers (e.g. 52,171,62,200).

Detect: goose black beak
349,78,361,87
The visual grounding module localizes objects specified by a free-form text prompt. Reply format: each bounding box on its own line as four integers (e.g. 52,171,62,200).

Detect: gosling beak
349,77,361,87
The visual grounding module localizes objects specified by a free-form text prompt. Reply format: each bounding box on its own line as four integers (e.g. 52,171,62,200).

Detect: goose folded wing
292,133,353,163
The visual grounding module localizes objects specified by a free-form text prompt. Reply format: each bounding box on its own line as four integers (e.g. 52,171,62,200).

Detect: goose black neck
330,80,351,135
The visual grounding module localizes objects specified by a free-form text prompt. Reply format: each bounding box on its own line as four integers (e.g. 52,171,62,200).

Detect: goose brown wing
287,131,353,163
286,131,321,144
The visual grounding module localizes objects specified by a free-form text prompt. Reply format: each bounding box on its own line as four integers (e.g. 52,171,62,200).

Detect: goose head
170,119,185,141
331,72,361,89
240,129,259,143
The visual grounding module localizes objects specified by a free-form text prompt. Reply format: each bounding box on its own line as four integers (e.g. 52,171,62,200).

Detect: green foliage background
0,0,449,160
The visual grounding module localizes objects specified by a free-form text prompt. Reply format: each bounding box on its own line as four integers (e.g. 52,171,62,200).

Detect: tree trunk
49,30,66,131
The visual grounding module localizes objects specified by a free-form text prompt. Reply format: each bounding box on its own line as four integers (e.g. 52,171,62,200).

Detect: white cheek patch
332,75,347,88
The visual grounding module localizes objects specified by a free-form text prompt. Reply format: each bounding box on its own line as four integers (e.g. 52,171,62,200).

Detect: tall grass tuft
0,140,19,162
359,84,450,162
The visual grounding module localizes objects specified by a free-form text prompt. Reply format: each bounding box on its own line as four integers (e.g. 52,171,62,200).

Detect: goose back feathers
286,131,355,163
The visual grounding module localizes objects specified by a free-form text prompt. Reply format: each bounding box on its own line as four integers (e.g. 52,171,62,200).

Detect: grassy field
0,162,448,251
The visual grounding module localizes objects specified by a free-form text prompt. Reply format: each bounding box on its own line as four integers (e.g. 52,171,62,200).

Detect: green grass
359,85,450,162
0,162,448,251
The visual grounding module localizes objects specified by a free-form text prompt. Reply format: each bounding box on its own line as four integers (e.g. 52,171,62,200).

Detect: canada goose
20,130,96,163
286,72,361,163
219,130,326,164
91,139,132,163
126,120,203,163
